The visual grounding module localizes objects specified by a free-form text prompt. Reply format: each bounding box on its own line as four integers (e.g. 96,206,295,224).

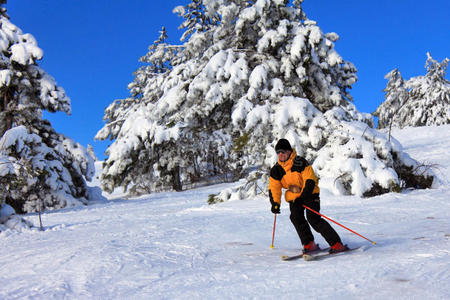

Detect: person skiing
269,138,347,254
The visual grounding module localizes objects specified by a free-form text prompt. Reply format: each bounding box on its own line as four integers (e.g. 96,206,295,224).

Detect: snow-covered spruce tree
374,68,408,130
98,0,434,198
96,27,183,194
401,53,450,127
376,53,450,129
0,4,94,213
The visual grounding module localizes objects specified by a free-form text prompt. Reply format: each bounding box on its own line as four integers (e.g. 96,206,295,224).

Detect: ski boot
302,241,319,254
329,242,349,254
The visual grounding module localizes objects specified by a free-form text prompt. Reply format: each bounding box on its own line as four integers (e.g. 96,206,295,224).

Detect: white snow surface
1,125,450,299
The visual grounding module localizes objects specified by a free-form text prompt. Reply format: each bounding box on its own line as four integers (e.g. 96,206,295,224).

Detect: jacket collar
278,150,296,170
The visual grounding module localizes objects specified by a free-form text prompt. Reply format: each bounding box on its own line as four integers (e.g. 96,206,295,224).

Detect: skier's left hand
294,196,305,207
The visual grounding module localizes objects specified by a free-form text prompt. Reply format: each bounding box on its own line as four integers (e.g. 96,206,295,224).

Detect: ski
302,246,361,261
281,246,329,261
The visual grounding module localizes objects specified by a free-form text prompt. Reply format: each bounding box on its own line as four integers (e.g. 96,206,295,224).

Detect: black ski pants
289,196,341,247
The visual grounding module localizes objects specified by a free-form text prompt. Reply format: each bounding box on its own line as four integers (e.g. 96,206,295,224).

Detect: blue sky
6,1,449,160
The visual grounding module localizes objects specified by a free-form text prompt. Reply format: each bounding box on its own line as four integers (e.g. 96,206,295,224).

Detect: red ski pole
303,204,376,245
270,214,277,249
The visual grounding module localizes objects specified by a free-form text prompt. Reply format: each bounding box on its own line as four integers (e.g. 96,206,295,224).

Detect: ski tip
302,254,315,261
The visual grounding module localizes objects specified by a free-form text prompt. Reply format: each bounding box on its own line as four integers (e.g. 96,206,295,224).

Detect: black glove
271,201,280,214
269,189,280,214
294,196,305,208
295,179,315,206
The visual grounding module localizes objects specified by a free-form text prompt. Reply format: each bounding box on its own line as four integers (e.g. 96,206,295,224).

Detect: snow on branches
98,0,435,198
0,6,95,213
0,125,95,213
376,53,450,129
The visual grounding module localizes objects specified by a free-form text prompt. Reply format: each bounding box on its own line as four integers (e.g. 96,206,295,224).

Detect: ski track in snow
1,125,450,299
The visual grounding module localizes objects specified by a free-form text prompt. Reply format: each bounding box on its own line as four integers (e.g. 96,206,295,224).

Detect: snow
0,126,44,161
1,125,450,299
245,104,269,130
231,98,253,126
376,54,449,129
1,14,44,66
274,96,319,130
389,124,450,187
0,69,12,86
10,42,42,65
248,65,268,99
0,204,14,223
291,31,306,60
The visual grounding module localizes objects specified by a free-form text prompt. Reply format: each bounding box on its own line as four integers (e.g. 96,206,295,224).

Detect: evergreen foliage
374,69,407,130
98,0,434,197
375,53,450,129
0,4,94,213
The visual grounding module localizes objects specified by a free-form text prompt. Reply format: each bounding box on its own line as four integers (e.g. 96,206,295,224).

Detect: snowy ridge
1,125,449,299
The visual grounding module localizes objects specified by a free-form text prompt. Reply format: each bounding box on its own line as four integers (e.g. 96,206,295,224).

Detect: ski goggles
276,150,288,154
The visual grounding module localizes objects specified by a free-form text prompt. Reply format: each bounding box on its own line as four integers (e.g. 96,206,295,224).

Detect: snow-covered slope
1,125,449,299
390,125,450,186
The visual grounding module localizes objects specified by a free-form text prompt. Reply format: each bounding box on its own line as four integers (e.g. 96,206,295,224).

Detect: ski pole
270,214,277,249
303,204,376,245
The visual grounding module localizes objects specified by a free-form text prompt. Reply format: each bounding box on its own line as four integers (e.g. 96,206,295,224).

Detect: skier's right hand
271,202,280,214
294,196,307,208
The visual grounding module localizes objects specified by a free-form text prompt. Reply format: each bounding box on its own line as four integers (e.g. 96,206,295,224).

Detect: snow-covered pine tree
374,68,408,130
174,0,221,42
98,0,434,198
401,53,449,127
0,4,95,213
376,53,450,129
95,26,184,194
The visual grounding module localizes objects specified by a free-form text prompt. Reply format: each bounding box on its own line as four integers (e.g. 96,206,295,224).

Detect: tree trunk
171,166,182,191
1,92,13,137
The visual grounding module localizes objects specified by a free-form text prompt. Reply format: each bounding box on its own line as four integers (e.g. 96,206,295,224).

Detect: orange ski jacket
269,150,320,204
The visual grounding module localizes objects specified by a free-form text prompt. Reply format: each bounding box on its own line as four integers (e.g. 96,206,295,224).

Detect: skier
269,138,347,254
